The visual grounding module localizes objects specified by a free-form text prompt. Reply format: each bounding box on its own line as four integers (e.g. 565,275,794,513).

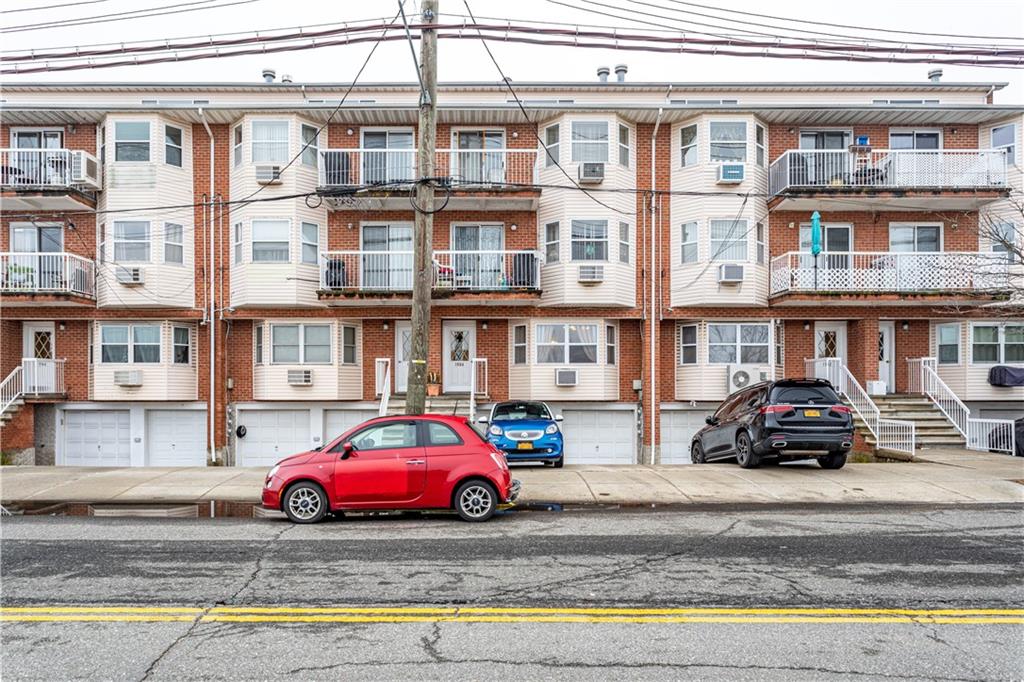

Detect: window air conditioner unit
717,164,745,184
287,369,313,386
555,368,579,387
726,365,769,393
115,266,144,285
577,264,605,283
578,162,605,183
718,263,744,284
255,165,283,184
113,370,142,387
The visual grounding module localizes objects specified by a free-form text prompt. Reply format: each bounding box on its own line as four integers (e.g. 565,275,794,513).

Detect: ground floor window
536,323,599,364
708,323,769,364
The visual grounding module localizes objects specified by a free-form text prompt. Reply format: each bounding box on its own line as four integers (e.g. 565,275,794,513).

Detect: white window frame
681,221,698,263
98,222,106,264
300,123,320,167
536,323,600,365
889,128,943,150
990,221,1017,261
991,123,1017,165
570,120,609,163
172,326,190,365
99,323,162,364
164,222,183,264
112,220,151,263
99,324,130,364
708,322,770,365
570,219,608,262
709,121,747,163
606,324,617,365
232,124,243,167
618,222,631,264
680,124,698,168
251,119,290,164
233,222,243,264
340,324,358,365
678,324,698,365
889,222,943,252
544,221,560,263
301,222,319,265
254,324,264,365
755,221,766,264
936,323,960,365
617,123,631,167
543,123,560,168
114,121,151,162
270,323,333,365
251,219,290,263
970,322,1024,365
755,124,766,167
710,218,749,262
512,324,527,365
164,124,183,168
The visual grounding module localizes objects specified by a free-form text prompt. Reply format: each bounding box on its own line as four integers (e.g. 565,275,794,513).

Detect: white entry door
22,322,56,393
813,321,848,378
146,410,207,466
63,410,131,466
878,321,895,394
395,321,412,393
443,321,475,393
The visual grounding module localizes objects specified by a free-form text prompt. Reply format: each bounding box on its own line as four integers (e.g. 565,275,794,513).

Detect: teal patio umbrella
810,211,822,289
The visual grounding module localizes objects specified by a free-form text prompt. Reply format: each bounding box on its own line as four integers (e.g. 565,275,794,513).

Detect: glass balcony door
797,223,852,289
451,224,504,289
9,223,63,289
10,130,64,185
797,130,850,185
362,130,414,185
453,130,504,184
361,224,413,290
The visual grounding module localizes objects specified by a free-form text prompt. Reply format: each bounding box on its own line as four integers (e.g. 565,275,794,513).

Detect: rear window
769,385,840,405
492,402,551,421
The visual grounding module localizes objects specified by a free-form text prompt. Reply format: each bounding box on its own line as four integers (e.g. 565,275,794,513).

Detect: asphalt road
2,505,1022,681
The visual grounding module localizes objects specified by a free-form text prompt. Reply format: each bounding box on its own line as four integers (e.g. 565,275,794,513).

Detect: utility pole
406,0,437,415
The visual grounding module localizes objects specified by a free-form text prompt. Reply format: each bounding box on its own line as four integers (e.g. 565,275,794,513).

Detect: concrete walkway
2,448,1021,508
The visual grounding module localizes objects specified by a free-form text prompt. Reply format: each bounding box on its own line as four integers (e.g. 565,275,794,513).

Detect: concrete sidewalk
2,448,1021,510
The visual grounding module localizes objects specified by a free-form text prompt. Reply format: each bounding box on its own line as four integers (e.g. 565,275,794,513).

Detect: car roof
770,378,835,388
493,400,548,408
362,413,468,425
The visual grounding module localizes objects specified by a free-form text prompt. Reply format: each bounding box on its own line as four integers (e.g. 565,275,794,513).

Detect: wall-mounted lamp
788,222,795,230
787,127,795,134
382,321,389,331
481,322,489,330
509,223,517,231
901,321,910,332
511,131,519,139
68,124,77,134
803,321,811,331
58,322,66,331
950,128,958,135
347,222,354,230
346,128,354,136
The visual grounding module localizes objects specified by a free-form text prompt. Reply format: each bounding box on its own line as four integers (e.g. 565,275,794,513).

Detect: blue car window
493,403,550,420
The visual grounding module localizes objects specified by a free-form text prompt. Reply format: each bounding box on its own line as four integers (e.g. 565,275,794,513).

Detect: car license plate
517,442,533,450
804,409,820,417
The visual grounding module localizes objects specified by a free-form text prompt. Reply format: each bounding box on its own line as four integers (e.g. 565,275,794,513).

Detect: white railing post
374,358,391,416
0,366,23,415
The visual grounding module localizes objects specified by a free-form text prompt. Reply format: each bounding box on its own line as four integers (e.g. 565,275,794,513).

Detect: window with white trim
251,120,289,164
755,222,766,264
164,222,183,264
114,121,150,162
606,324,617,365
301,123,319,166
233,222,242,264
680,124,697,167
513,324,527,365
991,221,1017,262
755,124,766,167
571,121,609,163
936,323,960,365
132,325,161,363
708,323,769,364
544,221,560,263
251,220,289,262
341,324,357,365
100,325,129,363
113,221,151,262
232,124,243,167
681,221,698,263
536,323,599,364
97,324,161,364
709,121,747,162
164,125,183,167
678,324,697,365
618,124,630,167
992,123,1016,165
173,326,190,364
972,323,1024,363
271,323,332,364
99,223,106,264
618,222,631,264
301,222,319,264
710,219,748,261
774,321,784,366
571,219,608,261
254,324,264,365
543,123,560,167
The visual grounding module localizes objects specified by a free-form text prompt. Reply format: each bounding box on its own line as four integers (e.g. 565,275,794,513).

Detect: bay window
708,323,769,364
251,120,289,164
232,124,243,167
173,327,190,364
936,323,960,365
680,124,697,167
100,325,129,363
513,324,527,365
301,124,320,166
536,323,599,364
992,123,1017,164
301,222,319,264
679,324,697,365
571,219,607,261
100,324,164,364
755,124,766,167
681,222,698,263
571,121,609,163
113,221,151,262
164,223,183,264
251,220,289,263
710,219,748,261
543,124,560,167
618,124,630,167
341,325,358,365
164,125,183,167
709,121,747,162
606,324,617,365
114,121,150,162
133,325,160,363
271,324,332,364
618,222,631,264
254,325,264,365
544,221,560,263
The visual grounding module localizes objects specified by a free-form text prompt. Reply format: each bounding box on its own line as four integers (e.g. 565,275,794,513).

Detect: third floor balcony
768,149,1009,211
1,251,96,304
0,148,101,211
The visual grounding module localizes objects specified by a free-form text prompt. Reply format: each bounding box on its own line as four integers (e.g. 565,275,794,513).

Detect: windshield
769,385,841,405
492,402,551,421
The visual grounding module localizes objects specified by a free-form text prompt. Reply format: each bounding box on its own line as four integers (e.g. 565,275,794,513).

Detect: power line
1,0,115,15
1,0,261,34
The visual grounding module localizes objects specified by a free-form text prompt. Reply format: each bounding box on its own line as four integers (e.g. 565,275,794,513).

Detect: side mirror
555,414,564,422
339,442,354,459
705,416,718,426
477,415,489,424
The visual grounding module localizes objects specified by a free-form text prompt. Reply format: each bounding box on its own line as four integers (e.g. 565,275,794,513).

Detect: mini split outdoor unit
726,364,769,393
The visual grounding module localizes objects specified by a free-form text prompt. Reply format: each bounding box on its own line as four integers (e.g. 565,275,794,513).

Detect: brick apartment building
1,72,1022,467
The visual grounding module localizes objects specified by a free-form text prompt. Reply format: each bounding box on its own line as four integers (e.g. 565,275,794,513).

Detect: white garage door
147,410,207,466
64,410,131,467
562,409,636,465
324,409,378,445
237,409,311,467
661,410,713,464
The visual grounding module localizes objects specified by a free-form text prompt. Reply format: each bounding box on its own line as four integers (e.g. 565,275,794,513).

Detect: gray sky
3,0,1022,101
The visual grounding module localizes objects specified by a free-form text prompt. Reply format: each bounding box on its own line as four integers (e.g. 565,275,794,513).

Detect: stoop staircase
381,395,475,418
855,394,965,450
1,398,26,430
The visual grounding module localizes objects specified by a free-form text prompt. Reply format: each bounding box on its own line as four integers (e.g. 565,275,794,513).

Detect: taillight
760,405,794,415
830,405,852,415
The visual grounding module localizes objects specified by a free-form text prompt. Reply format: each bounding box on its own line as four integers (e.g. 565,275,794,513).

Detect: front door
442,321,475,393
878,321,895,394
395,321,411,393
813,321,848,378
332,420,426,505
22,322,56,393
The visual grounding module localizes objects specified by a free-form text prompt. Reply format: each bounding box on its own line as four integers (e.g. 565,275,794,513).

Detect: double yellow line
2,606,1022,624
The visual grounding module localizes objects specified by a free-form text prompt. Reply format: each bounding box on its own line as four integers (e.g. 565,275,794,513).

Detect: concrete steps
383,395,476,418
0,399,25,428
851,394,966,449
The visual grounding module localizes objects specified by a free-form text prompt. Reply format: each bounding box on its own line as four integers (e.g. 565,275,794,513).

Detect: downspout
649,106,664,465
199,108,217,463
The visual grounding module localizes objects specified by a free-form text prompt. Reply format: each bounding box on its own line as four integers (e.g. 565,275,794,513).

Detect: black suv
691,378,854,469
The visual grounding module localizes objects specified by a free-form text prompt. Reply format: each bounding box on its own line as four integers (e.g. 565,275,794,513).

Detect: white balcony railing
22,358,66,395
375,358,392,416
0,149,101,190
318,148,538,187
1,252,96,298
320,250,541,292
770,251,1014,295
769,149,1007,195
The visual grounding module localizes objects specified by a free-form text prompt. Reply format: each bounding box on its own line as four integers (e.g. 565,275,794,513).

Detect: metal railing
907,357,1016,455
1,252,96,297
320,250,540,292
469,357,488,422
0,149,101,189
770,251,1013,295
375,358,391,416
22,358,65,395
806,357,916,455
318,148,538,187
0,366,22,416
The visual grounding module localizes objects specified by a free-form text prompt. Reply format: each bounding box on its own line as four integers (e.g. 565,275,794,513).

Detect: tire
553,457,564,469
817,452,848,470
454,480,498,522
735,432,761,469
282,482,329,524
691,441,706,464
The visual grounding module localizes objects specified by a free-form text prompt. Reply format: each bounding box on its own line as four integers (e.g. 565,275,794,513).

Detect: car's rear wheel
817,452,848,470
735,432,760,469
691,441,706,464
455,480,497,522
552,456,564,469
282,482,329,524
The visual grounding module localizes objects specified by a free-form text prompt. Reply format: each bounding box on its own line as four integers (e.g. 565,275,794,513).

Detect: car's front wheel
282,482,329,524
691,441,706,464
454,480,497,522
735,432,761,469
817,452,848,470
552,456,564,469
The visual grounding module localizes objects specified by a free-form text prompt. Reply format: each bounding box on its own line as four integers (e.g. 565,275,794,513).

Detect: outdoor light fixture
901,321,910,331
382,322,389,330
510,223,518,231
346,128,354,135
803,321,811,331
481,322,489,330
59,322,66,331
512,131,519,138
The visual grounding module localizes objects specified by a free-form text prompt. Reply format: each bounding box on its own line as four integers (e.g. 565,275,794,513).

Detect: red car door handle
406,459,426,465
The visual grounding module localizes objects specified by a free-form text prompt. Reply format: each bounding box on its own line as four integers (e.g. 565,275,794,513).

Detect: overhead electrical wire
0,0,261,34
1,0,115,15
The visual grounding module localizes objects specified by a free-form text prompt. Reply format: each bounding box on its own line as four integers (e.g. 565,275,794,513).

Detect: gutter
649,102,664,465
198,107,217,464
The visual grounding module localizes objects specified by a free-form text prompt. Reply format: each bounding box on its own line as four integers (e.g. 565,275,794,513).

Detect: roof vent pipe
928,68,943,83
281,74,293,83
262,68,276,83
615,64,628,83
597,66,610,83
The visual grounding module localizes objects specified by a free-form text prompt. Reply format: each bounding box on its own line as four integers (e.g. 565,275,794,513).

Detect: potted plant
426,371,441,397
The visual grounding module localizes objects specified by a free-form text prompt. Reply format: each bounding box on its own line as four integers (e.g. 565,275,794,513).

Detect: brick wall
894,320,930,393
326,210,538,250
768,124,980,163
769,210,980,255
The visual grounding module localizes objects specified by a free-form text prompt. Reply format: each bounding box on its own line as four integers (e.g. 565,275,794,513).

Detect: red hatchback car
262,414,521,524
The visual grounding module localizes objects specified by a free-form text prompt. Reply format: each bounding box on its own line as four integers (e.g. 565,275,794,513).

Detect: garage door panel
147,410,207,466
661,410,713,464
237,410,311,467
562,409,635,465
64,410,131,467
324,410,377,445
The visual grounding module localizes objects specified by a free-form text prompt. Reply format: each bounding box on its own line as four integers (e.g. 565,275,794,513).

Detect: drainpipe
649,106,664,465
199,108,217,463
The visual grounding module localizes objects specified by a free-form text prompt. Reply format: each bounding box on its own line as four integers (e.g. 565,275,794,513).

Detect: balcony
769,251,1015,301
1,252,96,304
0,148,101,211
319,250,541,302
317,149,540,210
768,149,1008,211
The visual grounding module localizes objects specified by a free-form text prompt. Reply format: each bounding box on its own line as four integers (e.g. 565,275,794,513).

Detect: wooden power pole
406,0,437,415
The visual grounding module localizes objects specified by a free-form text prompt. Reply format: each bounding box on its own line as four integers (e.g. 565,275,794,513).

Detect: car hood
276,450,319,467
492,418,556,431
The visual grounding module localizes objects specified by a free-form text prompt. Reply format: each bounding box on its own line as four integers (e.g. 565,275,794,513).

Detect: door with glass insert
11,130,63,185
452,130,504,184
889,130,941,186
362,130,414,184
451,224,503,289
442,322,476,393
797,223,851,290
798,130,850,185
362,225,413,290
9,223,63,290
890,224,941,290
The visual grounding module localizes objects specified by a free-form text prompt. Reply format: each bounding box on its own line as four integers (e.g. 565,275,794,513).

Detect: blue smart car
479,401,564,467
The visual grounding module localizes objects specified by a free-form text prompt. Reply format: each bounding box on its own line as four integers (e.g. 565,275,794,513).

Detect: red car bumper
261,487,281,510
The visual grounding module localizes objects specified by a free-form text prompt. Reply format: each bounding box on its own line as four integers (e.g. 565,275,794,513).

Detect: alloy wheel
287,486,323,521
459,485,493,519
